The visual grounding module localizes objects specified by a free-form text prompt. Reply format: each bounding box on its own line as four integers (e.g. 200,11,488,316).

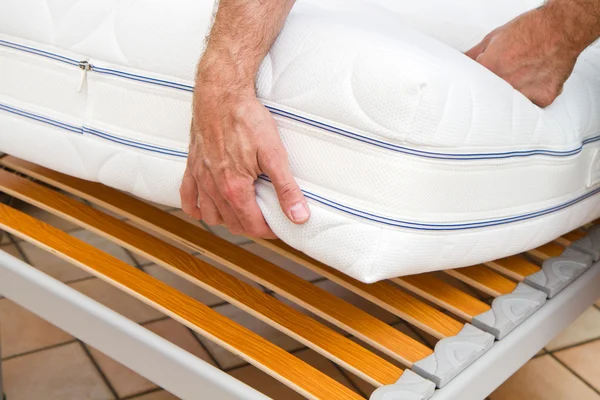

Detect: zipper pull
77,60,91,92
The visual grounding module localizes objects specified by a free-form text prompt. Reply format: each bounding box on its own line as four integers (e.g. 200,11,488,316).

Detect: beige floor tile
546,307,600,351
144,264,224,307
132,390,180,400
4,342,113,400
17,240,91,282
70,278,164,323
0,243,24,260
144,318,217,365
228,348,359,399
241,242,322,281
86,346,156,398
555,339,600,391
344,368,376,398
489,355,599,400
228,364,307,400
195,303,303,369
70,229,136,265
88,319,215,398
0,298,73,358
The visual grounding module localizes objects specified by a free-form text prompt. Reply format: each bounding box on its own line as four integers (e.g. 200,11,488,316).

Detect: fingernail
290,202,309,222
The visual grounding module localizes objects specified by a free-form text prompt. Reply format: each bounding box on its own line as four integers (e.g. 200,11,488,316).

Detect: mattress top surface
2,0,599,155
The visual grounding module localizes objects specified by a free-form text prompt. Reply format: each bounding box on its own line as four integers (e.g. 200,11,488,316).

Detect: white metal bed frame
0,157,599,400
0,227,599,400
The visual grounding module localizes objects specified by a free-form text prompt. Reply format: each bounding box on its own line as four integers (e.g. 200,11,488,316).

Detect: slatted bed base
0,155,598,400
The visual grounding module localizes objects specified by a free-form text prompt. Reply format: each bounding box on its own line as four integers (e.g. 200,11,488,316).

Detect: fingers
259,144,310,225
218,175,277,238
179,169,202,220
197,186,223,226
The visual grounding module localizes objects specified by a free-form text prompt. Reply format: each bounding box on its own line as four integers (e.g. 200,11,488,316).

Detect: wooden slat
0,169,401,387
255,239,463,339
485,255,540,282
555,229,587,247
3,157,463,339
527,242,565,262
392,274,491,321
0,204,363,400
445,266,518,298
0,157,432,366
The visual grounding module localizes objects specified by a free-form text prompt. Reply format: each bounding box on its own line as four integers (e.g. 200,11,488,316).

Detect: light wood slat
254,239,463,339
2,157,463,339
0,170,401,387
555,229,587,247
0,204,363,400
0,158,432,366
527,242,565,262
445,266,518,297
485,255,540,282
391,274,491,321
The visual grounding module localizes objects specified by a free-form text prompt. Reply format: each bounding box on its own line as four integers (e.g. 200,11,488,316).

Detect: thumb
259,147,310,224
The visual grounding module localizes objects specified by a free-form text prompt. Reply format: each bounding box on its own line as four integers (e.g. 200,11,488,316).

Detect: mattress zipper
2,39,600,161
78,60,91,92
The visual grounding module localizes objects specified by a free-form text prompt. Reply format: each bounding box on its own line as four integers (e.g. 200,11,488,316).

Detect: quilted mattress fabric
1,0,600,282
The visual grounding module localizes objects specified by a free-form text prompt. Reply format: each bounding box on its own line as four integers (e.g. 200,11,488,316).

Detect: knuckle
277,181,300,201
221,179,245,203
261,148,283,170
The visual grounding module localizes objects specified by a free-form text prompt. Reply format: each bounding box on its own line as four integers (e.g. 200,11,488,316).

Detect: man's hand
466,0,600,107
180,0,309,238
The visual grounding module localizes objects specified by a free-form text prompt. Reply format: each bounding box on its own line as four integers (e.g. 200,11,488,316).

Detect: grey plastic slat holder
570,225,600,262
411,324,494,388
370,370,436,400
471,282,546,339
524,247,593,298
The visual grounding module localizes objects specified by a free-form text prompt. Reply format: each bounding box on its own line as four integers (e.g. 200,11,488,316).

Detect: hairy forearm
198,0,295,90
543,0,600,54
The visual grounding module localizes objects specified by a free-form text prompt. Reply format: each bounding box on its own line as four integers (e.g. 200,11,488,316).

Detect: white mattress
1,0,600,282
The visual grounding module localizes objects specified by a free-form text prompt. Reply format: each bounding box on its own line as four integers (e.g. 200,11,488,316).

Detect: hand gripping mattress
1,0,600,283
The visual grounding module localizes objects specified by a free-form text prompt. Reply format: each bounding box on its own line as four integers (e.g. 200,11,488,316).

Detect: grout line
139,315,170,326
121,387,164,400
65,275,99,286
549,352,600,395
186,327,224,370
8,233,31,264
547,337,600,354
79,340,120,400
123,248,144,270
2,339,78,361
331,362,369,399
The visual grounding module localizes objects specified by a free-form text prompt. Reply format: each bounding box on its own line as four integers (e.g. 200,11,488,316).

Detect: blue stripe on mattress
1,102,599,232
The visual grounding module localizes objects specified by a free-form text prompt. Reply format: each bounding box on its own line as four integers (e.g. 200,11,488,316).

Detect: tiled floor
0,205,599,399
